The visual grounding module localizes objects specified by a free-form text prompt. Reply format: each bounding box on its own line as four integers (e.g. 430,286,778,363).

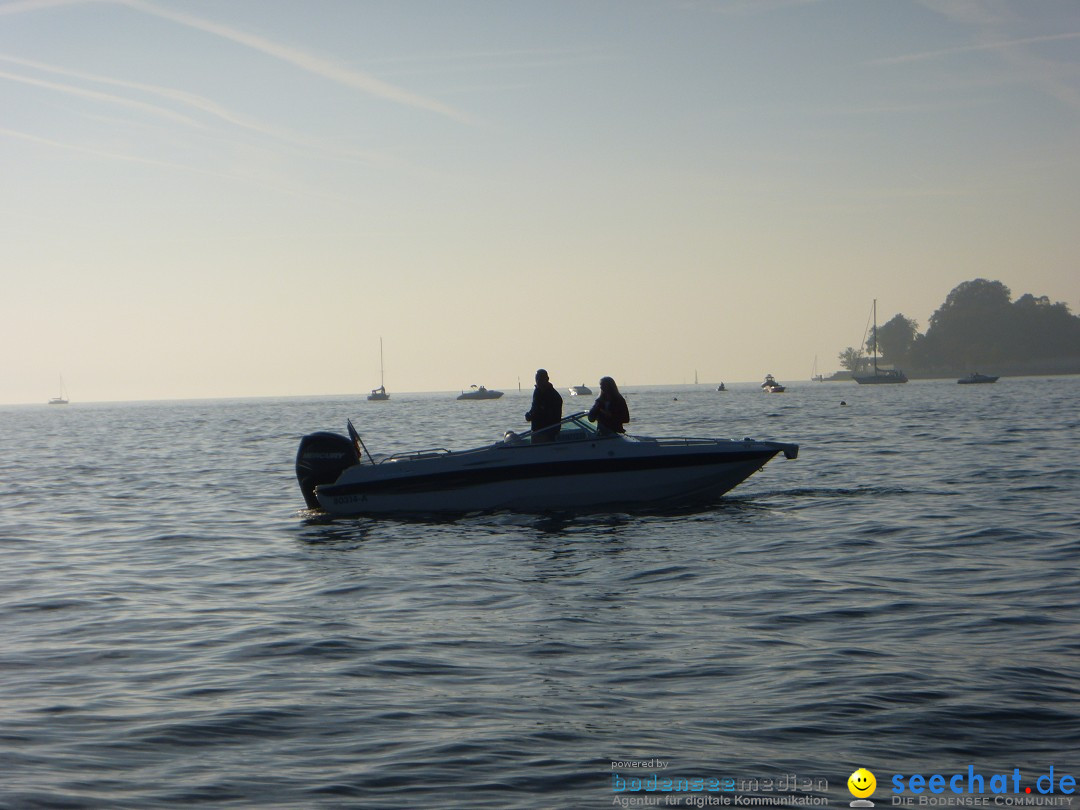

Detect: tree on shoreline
873,314,920,368
837,346,866,373
868,279,1080,375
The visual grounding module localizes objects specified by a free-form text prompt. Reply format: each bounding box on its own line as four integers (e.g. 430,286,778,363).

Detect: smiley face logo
848,768,877,799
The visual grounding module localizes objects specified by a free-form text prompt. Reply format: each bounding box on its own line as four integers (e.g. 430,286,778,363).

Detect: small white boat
457,385,503,400
296,412,798,515
569,384,592,396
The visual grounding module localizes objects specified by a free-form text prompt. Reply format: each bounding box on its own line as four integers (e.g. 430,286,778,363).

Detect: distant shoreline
822,359,1080,382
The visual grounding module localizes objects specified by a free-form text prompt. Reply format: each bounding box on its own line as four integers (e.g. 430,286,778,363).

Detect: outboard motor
296,431,358,509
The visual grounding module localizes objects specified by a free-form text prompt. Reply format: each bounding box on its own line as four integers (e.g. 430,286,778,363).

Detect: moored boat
296,411,798,515
853,300,908,384
48,374,69,405
367,339,390,400
853,368,907,384
957,373,999,384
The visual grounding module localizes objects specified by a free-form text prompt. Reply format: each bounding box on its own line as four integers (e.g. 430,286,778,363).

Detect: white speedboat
569,384,592,396
296,412,798,515
457,385,503,400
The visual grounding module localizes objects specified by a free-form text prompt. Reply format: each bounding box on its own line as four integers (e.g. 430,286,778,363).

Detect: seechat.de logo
849,768,877,807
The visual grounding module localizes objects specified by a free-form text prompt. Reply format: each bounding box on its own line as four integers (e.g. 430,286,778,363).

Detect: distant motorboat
957,373,999,385
457,385,504,400
367,338,390,401
761,374,785,393
716,382,726,392
853,300,908,385
569,384,592,396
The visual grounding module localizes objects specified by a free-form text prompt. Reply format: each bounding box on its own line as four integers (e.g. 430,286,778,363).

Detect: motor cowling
296,431,358,509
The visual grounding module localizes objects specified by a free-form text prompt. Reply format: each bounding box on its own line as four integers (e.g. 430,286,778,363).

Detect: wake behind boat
296,412,798,515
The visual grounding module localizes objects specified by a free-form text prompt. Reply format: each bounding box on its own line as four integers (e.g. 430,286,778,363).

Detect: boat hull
313,438,794,515
457,391,503,400
853,373,907,384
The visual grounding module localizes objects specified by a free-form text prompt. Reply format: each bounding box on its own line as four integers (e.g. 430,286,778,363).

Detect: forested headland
837,279,1080,378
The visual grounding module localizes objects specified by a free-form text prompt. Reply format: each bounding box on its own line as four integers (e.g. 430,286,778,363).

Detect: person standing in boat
525,368,563,442
588,376,630,435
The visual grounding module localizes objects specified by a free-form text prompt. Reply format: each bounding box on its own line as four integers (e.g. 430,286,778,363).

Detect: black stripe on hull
317,450,778,498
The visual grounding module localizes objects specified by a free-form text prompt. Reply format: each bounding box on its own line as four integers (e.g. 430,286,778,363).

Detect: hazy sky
3,0,1078,403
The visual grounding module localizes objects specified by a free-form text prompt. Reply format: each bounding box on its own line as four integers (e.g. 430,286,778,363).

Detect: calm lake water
2,378,1078,809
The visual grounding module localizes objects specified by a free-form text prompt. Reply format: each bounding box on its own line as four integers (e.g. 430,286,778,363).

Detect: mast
379,337,385,389
871,299,879,374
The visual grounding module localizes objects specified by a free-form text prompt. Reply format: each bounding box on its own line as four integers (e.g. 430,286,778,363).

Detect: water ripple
2,384,1079,808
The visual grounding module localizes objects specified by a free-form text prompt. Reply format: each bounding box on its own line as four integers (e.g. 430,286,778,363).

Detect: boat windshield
504,412,603,445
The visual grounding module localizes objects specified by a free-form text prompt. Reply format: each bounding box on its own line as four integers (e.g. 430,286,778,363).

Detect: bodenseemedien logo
849,768,877,807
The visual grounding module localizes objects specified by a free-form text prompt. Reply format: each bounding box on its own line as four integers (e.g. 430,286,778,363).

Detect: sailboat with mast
853,300,907,384
367,338,390,401
48,374,69,405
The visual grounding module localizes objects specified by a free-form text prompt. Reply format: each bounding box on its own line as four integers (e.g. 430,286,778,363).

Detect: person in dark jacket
588,376,630,435
525,368,563,442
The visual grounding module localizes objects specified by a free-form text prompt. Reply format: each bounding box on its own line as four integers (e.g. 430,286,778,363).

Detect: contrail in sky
0,65,201,126
872,31,1080,65
0,52,406,167
0,0,474,122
